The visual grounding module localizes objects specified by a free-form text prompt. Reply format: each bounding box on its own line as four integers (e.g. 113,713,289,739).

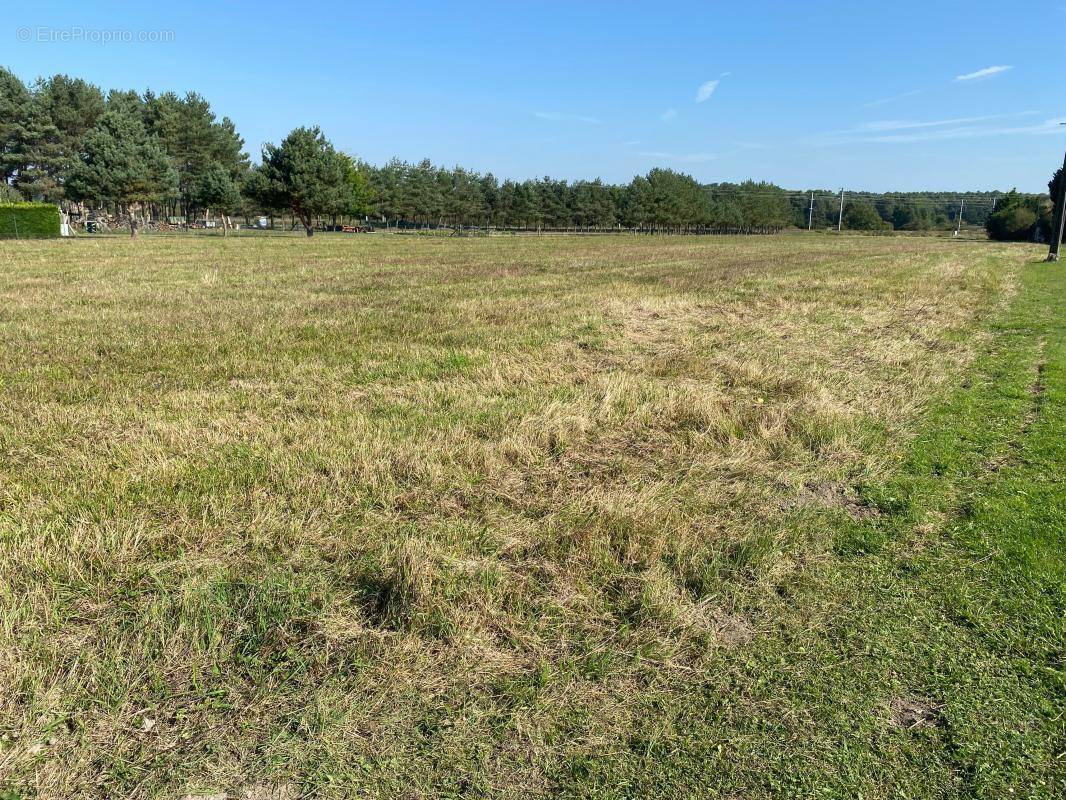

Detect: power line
703,189,1003,205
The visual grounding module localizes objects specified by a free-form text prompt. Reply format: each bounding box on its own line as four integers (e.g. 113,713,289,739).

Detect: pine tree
34,74,106,191
145,92,248,218
9,100,66,201
0,68,30,185
191,163,242,235
66,109,178,238
258,126,349,237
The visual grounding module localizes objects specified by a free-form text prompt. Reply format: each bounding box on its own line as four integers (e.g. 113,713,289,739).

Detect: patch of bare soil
1022,359,1047,431
782,481,882,521
888,697,943,730
709,608,756,647
183,785,297,800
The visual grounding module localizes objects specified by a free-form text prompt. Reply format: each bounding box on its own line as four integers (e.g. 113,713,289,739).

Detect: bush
984,189,1051,242
985,205,1039,242
0,202,62,239
842,202,890,231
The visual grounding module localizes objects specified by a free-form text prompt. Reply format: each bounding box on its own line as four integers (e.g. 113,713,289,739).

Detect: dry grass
0,233,1029,797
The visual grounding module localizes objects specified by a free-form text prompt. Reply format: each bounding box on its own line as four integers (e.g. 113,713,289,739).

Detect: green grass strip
555,256,1065,799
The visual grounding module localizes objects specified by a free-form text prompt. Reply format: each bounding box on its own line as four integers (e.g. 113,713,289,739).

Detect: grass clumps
0,233,1058,798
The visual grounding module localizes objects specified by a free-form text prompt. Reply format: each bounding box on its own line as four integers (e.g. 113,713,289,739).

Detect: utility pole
1048,146,1066,262
808,192,814,231
837,189,844,232
955,197,964,237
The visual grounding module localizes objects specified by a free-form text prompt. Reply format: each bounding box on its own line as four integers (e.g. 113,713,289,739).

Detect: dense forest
0,68,1051,236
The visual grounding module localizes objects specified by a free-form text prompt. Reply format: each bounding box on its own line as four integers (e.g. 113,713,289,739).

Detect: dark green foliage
890,202,934,231
366,161,718,230
255,126,350,236
0,67,31,184
191,163,242,216
241,166,283,216
7,99,66,202
34,75,106,146
441,166,485,225
65,108,177,237
144,91,248,215
571,180,617,226
191,163,242,234
644,168,711,227
707,181,793,228
0,202,61,238
987,205,1040,241
0,66,1049,235
985,190,1049,241
842,201,890,231
1048,167,1064,244
32,74,106,196
344,167,1024,233
337,155,375,219
0,71,242,215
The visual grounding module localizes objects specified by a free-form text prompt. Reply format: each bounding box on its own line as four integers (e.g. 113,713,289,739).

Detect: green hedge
0,203,62,239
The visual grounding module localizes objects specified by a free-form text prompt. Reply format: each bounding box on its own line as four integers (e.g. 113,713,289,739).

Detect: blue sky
6,1,1066,191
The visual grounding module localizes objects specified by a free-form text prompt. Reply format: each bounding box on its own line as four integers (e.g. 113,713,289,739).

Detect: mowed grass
0,233,1060,798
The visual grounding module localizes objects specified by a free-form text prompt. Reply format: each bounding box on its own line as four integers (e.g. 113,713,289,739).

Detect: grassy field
0,234,1061,799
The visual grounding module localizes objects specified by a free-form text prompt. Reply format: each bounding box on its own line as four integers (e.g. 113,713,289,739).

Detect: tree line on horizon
0,67,1053,238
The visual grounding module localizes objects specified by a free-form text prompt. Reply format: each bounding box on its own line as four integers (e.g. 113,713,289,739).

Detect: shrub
984,190,1051,242
985,205,1039,242
842,202,890,231
0,202,62,239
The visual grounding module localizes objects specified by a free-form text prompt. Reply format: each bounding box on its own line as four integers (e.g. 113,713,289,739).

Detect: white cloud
862,89,924,108
865,116,1065,143
695,79,720,103
660,108,678,123
532,111,602,124
695,72,730,102
814,115,1065,145
954,65,1012,82
863,66,1012,109
857,114,1013,132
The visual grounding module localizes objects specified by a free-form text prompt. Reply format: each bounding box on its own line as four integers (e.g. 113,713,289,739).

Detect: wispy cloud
862,89,924,108
660,108,678,123
695,80,719,103
954,65,1012,82
532,111,602,124
863,116,1064,143
864,65,1013,107
856,114,1016,132
622,140,641,146
695,72,730,103
813,113,1063,145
